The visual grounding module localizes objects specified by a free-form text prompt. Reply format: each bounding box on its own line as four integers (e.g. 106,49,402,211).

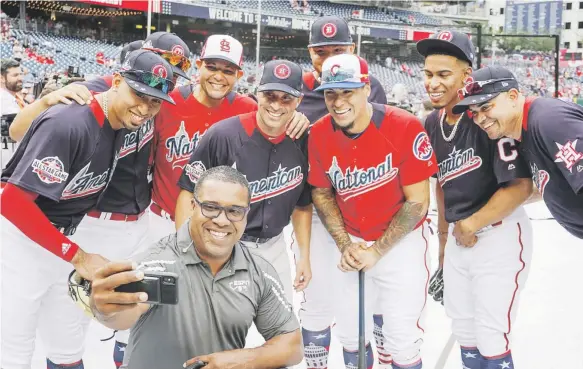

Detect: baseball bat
358,269,366,369
433,333,455,369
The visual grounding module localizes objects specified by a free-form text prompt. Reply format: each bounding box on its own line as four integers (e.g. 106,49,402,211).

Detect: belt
149,202,174,221
240,234,273,244
87,210,146,222
55,224,77,236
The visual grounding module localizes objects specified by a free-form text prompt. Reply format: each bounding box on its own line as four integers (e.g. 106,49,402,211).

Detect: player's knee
474,325,510,358
451,318,476,347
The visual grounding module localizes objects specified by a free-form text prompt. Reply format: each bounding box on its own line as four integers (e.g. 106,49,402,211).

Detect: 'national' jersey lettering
165,121,204,170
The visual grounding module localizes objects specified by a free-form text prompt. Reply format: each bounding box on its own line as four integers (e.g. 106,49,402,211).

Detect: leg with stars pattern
482,351,514,369
460,346,483,369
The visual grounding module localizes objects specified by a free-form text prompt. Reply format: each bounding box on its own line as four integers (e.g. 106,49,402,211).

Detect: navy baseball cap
314,54,370,91
453,66,519,114
416,30,475,67
257,60,303,98
308,16,353,48
142,32,191,79
120,40,144,64
120,49,176,105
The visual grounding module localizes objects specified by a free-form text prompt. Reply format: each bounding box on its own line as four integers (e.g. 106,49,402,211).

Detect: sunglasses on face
142,46,192,72
121,70,175,94
457,78,515,99
193,196,250,222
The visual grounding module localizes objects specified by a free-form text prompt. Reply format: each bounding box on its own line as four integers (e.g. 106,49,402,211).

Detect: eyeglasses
193,196,250,222
143,46,192,72
457,78,515,99
121,70,175,94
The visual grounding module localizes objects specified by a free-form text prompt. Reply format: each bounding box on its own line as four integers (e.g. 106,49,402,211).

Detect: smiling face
256,90,300,135
468,90,521,140
189,178,249,261
196,58,243,100
308,44,355,75
423,54,471,110
323,85,370,132
111,75,163,131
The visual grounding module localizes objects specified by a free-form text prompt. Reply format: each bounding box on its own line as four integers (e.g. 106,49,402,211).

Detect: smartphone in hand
115,271,179,305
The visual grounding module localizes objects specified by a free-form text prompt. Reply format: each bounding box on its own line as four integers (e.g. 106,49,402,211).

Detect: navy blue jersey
79,75,154,214
298,72,387,124
1,101,117,228
520,97,583,239
178,112,310,239
425,110,531,223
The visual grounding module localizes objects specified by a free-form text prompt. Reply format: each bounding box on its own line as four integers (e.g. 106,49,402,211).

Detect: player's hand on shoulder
71,249,110,281
43,83,93,107
452,220,478,248
90,261,147,318
286,111,310,140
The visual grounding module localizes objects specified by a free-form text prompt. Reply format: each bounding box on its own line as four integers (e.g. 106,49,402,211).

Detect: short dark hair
1,59,20,78
424,48,471,67
195,165,251,203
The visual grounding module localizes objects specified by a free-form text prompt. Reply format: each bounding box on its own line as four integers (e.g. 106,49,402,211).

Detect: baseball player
0,50,175,369
296,15,391,368
454,65,583,240
177,59,312,305
165,35,310,240
308,54,436,369
7,32,192,368
418,32,534,369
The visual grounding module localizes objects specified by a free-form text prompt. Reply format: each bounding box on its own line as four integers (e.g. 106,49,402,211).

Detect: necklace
101,93,109,120
440,110,464,142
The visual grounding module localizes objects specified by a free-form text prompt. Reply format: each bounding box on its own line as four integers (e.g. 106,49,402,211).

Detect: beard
7,81,22,93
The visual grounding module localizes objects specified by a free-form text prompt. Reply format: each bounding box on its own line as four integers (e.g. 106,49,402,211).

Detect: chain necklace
440,110,464,142
101,92,109,121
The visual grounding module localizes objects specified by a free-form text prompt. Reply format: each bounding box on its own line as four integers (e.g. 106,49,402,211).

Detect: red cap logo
151,64,168,79
436,31,453,41
171,44,184,56
330,64,341,76
220,38,231,53
322,23,337,38
274,64,291,79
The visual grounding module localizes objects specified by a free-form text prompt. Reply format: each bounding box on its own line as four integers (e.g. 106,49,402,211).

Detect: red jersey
308,103,437,241
151,85,257,217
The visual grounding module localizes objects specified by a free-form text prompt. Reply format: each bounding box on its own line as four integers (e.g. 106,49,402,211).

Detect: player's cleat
428,268,444,304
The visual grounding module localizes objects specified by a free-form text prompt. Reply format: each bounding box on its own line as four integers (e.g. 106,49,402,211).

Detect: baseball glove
68,270,94,318
428,267,444,305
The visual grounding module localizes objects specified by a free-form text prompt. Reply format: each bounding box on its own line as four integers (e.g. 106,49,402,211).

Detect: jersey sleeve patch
185,161,206,183
412,131,433,161
31,156,69,184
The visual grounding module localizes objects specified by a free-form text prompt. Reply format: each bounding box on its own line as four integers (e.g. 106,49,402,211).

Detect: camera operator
89,165,303,369
1,58,25,116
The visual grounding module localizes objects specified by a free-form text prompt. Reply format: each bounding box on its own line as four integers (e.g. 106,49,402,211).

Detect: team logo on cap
151,64,168,79
274,64,291,79
32,156,69,184
322,23,337,38
220,38,231,52
413,132,434,161
171,44,184,56
436,31,453,41
330,64,341,76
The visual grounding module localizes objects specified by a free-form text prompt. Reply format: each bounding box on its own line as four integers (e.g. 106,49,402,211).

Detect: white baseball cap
200,34,243,69
315,54,370,91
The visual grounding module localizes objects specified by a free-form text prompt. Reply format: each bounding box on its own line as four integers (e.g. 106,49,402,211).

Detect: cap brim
314,81,365,91
452,92,499,114
200,55,241,69
416,38,472,65
172,64,189,80
125,78,176,105
308,41,353,48
258,83,301,98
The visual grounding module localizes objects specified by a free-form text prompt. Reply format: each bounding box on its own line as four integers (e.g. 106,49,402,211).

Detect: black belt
240,234,273,244
54,224,77,236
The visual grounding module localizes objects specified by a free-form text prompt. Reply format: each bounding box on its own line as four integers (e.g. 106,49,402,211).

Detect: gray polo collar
176,220,248,271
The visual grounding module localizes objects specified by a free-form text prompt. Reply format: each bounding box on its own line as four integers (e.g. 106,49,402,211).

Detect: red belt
87,210,145,222
149,202,174,221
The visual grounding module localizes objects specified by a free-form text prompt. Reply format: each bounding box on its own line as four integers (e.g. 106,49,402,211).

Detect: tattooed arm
311,187,352,251
370,178,430,257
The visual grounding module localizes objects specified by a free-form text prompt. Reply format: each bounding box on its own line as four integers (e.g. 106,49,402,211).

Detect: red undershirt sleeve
1,183,79,262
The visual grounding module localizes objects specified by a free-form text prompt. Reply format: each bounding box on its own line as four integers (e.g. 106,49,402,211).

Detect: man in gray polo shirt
89,166,303,369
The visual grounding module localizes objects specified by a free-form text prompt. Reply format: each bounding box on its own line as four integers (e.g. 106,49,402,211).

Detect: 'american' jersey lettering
308,103,437,241
1,100,117,228
298,72,387,125
424,110,531,223
178,112,310,239
152,86,257,217
519,97,583,239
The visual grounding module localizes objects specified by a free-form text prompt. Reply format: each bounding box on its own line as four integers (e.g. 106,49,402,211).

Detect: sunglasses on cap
121,70,175,94
143,46,192,72
457,78,516,100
